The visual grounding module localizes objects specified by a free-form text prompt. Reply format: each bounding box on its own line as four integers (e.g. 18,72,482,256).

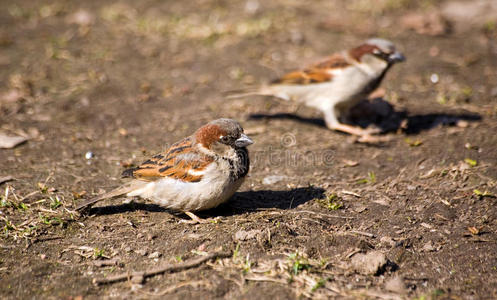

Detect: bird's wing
122,136,215,183
313,53,351,69
271,53,351,85
75,137,214,212
271,69,333,85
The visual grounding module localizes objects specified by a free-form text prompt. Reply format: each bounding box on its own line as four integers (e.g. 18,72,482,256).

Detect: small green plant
483,20,496,34
460,87,472,98
50,195,62,209
405,138,423,147
318,258,328,268
21,225,37,237
94,248,105,259
18,202,28,211
242,255,252,274
288,253,311,276
2,218,15,234
311,278,326,292
432,289,445,297
473,189,496,199
356,178,368,184
232,243,252,274
0,192,29,211
356,171,376,184
39,214,51,225
318,194,342,211
105,266,116,275
0,197,11,208
368,171,376,183
38,214,63,226
328,201,342,210
38,182,49,193
233,243,241,260
464,158,477,167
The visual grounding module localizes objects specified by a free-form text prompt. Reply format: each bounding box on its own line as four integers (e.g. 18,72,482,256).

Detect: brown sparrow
75,118,253,223
229,38,405,139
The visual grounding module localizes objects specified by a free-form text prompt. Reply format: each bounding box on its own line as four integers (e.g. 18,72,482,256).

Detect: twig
340,190,361,198
138,280,208,296
289,210,355,219
32,235,64,244
301,217,323,225
94,258,122,267
93,251,232,285
244,274,287,284
349,230,375,238
345,248,362,259
0,176,14,185
19,191,39,202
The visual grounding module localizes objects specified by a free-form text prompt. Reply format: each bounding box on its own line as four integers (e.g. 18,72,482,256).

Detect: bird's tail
74,180,146,211
223,86,272,99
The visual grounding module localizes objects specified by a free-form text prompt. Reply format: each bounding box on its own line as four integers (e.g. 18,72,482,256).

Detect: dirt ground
1,0,497,299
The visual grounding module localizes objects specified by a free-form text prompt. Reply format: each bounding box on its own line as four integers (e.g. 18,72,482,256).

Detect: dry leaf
0,176,14,185
342,159,359,167
0,133,27,149
468,226,480,235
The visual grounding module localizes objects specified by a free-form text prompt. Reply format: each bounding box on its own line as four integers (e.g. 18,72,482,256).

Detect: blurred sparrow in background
229,38,405,141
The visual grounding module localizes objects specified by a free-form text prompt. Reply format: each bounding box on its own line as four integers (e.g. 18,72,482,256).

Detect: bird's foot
362,125,382,135
330,123,382,137
180,212,220,224
356,134,392,144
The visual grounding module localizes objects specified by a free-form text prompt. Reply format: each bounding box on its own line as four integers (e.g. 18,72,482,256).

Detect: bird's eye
220,136,230,143
373,49,381,55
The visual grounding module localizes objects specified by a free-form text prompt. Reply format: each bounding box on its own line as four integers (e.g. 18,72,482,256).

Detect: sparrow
228,38,405,139
75,118,253,223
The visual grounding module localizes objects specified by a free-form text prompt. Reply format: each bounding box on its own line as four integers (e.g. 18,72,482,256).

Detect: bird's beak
388,51,405,63
235,134,253,147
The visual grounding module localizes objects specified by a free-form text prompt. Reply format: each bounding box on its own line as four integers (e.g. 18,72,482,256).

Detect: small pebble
350,251,388,275
385,276,406,294
430,73,439,84
234,229,261,241
85,151,94,160
137,249,148,256
148,251,161,259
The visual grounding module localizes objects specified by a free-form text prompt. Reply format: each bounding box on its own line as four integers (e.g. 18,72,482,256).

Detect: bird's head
195,118,253,157
350,38,405,67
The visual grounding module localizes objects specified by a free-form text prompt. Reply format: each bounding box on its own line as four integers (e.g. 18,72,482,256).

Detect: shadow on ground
218,186,326,216
249,98,481,135
86,202,168,216
83,186,326,219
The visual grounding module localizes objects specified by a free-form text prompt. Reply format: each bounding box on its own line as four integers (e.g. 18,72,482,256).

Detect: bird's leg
180,211,210,224
331,123,381,136
323,109,381,136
